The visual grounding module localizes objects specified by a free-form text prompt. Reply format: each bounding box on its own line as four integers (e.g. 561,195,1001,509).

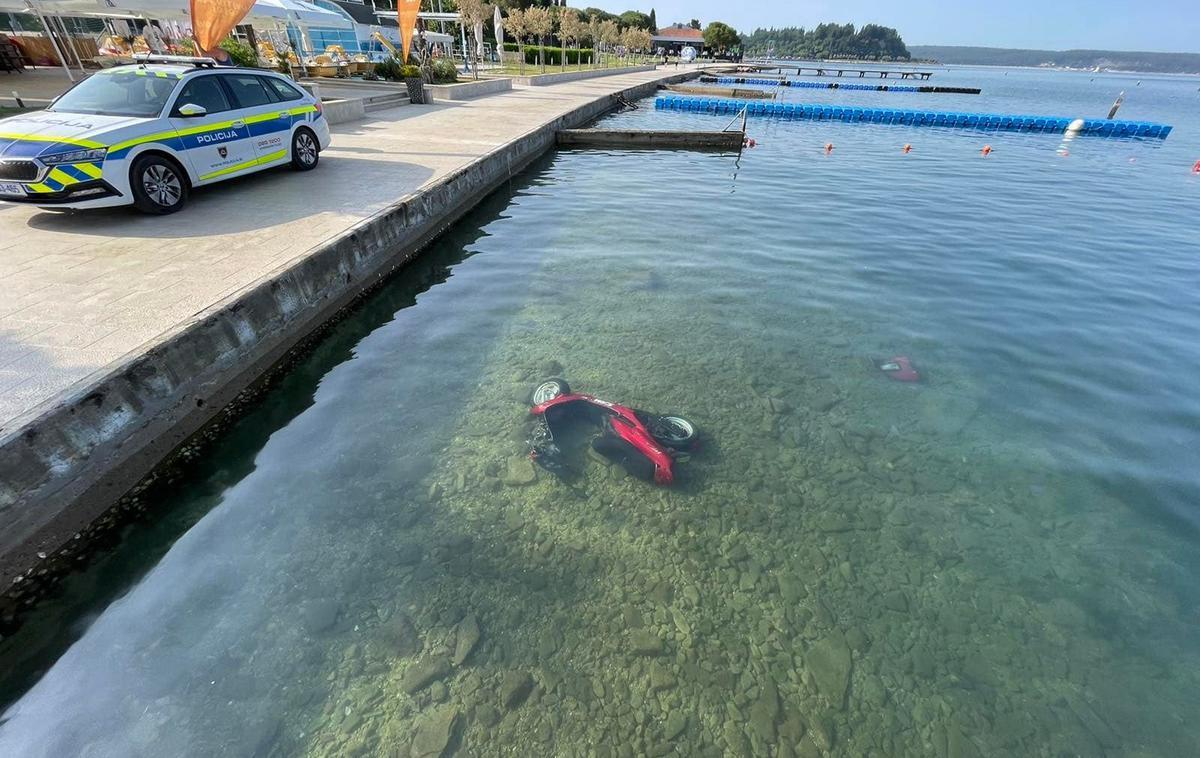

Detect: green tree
688,18,700,29
525,5,555,71
619,10,653,31
648,7,656,31
504,7,529,73
558,7,585,70
582,6,618,23
703,21,738,52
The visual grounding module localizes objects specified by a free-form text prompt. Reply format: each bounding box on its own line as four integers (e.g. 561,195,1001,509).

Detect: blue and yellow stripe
25,162,104,194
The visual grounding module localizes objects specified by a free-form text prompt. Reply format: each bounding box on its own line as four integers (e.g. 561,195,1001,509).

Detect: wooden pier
741,61,934,80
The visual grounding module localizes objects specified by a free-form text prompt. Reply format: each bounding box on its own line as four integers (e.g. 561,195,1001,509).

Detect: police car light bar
132,54,218,67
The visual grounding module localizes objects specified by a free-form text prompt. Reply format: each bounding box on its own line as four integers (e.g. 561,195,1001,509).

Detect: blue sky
587,0,1199,52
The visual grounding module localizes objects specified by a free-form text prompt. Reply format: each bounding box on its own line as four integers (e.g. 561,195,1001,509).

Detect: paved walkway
0,66,690,433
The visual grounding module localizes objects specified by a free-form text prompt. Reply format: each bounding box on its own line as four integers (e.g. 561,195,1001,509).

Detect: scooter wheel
530,378,570,405
649,415,698,449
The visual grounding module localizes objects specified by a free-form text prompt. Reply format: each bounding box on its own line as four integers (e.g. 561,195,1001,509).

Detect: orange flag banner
190,0,256,54
397,0,421,63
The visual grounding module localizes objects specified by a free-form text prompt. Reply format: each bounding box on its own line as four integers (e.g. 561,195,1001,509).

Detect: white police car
0,56,330,214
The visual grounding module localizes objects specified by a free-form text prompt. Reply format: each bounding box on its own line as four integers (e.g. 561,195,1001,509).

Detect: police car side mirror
176,103,207,118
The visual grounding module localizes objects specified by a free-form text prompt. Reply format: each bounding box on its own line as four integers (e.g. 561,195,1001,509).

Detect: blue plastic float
653,96,1172,139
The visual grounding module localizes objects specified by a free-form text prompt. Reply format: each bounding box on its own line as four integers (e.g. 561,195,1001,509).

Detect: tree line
742,24,911,61
487,2,659,31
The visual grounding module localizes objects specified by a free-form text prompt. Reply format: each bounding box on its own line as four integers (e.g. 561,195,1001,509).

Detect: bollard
11,90,23,109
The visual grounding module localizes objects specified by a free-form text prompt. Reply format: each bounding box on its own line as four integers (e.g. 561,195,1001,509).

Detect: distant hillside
909,46,1200,74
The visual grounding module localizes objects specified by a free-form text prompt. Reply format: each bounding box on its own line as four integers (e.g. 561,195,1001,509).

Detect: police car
0,55,330,214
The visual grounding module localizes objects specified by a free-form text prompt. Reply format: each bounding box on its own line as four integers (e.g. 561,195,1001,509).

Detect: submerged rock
380,614,422,657
628,629,665,657
664,711,687,740
475,703,500,727
499,670,534,710
410,705,460,758
806,634,851,709
882,590,909,613
452,614,481,666
649,662,676,692
748,680,780,742
503,456,537,486
401,654,451,694
301,599,340,635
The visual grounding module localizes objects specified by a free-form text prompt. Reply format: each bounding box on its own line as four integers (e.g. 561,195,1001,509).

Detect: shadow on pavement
22,155,435,238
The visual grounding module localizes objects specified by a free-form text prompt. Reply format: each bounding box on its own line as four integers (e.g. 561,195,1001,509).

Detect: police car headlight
40,148,108,165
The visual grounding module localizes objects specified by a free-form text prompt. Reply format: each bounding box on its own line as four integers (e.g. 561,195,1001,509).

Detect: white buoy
1066,118,1086,135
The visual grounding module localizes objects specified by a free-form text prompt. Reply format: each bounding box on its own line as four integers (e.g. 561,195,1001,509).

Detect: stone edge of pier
0,69,697,590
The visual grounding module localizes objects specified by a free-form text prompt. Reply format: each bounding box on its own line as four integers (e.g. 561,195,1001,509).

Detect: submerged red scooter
527,378,698,485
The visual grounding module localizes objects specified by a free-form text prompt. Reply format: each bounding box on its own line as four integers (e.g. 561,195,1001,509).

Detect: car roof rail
132,53,219,68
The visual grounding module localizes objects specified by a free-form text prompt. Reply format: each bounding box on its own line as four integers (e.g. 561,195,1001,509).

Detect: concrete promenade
0,64,707,586
0,66,687,431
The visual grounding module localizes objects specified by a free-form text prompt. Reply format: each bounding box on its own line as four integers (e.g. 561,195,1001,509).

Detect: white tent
247,0,350,29
28,0,349,27
31,0,189,19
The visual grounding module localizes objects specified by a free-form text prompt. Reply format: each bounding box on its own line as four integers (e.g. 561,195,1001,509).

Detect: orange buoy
981,145,993,156
824,142,834,153
1193,159,1200,173
748,138,757,148
902,144,912,153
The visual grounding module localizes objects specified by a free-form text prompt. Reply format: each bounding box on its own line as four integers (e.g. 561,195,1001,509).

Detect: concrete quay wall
0,68,697,594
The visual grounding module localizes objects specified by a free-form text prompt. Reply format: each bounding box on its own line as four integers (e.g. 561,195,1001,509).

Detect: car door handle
232,120,245,128
278,112,289,119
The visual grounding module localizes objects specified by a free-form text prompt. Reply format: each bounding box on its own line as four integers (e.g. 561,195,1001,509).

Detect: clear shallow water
1,67,1199,757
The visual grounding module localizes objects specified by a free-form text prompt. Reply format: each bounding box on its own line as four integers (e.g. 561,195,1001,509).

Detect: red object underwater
528,379,698,485
877,356,920,382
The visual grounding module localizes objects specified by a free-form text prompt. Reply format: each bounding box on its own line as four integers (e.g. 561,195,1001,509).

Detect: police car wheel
130,155,188,214
291,128,319,171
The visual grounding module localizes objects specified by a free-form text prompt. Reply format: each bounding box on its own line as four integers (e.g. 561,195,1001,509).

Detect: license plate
0,182,25,197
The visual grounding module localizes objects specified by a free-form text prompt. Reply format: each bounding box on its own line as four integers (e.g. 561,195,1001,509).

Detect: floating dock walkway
667,83,776,100
704,76,980,95
556,128,744,150
742,62,934,80
654,96,1173,138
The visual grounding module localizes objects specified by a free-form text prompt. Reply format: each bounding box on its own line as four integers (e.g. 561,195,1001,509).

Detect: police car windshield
48,70,178,117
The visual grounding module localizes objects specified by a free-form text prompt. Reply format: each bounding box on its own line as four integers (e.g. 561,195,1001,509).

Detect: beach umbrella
494,4,502,50
473,19,482,63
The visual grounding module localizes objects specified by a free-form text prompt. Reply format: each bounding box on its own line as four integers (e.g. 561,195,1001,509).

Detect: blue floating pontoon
653,96,1172,139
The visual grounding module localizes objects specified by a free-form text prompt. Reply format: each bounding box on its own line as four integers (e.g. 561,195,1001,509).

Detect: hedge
501,42,595,66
